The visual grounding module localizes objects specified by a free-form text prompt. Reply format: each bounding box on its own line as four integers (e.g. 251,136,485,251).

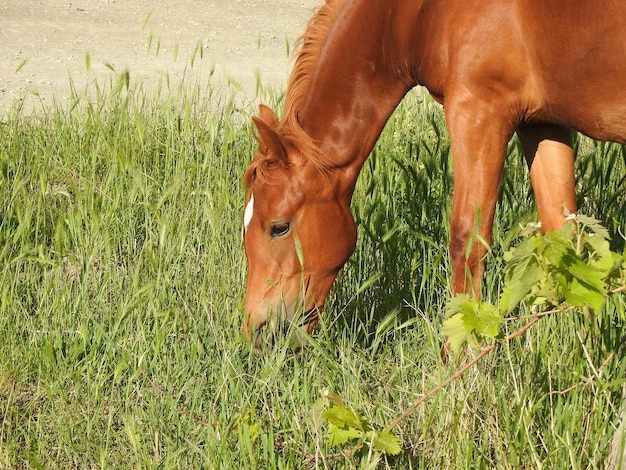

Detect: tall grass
0,74,624,468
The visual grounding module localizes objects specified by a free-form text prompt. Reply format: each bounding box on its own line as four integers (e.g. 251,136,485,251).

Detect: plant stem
388,317,541,431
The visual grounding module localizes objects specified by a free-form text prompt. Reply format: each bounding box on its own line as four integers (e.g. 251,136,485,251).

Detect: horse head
242,105,357,347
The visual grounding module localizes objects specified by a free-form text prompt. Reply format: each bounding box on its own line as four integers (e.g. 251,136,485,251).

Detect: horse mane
279,0,346,136
245,0,346,188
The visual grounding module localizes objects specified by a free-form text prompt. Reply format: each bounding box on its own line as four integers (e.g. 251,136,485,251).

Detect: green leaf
503,235,534,264
441,313,469,351
576,213,611,240
369,429,402,455
328,424,361,447
586,232,611,257
309,397,328,432
562,276,606,311
443,295,503,350
323,405,367,431
586,234,621,277
561,253,606,292
453,296,501,337
542,237,569,268
500,253,543,312
477,303,503,338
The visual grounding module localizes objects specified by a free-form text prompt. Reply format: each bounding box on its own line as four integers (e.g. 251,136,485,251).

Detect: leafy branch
442,214,626,351
310,391,401,465
388,313,543,431
316,214,625,462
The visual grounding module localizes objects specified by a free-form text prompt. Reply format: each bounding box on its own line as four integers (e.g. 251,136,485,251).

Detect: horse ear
252,115,287,161
257,104,279,127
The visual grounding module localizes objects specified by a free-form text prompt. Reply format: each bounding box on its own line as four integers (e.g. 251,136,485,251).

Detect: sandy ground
0,0,320,114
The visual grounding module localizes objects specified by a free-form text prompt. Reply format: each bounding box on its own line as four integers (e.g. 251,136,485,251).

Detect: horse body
243,0,626,342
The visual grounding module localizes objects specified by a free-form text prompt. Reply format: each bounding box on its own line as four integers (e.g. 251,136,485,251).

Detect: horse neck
293,0,415,197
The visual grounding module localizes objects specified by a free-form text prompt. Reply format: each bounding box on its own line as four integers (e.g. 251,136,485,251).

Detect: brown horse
242,0,626,343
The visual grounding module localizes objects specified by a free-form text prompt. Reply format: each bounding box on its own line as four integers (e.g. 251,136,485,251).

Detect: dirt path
0,0,319,114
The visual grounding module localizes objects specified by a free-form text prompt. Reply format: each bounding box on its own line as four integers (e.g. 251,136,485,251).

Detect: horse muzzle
244,302,322,350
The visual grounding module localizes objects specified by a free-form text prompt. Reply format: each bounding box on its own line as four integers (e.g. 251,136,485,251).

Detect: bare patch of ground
0,0,319,114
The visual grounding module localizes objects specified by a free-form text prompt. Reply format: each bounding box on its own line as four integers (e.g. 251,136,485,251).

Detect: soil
0,0,319,114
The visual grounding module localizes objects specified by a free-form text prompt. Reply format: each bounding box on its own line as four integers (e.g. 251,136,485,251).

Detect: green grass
0,73,625,469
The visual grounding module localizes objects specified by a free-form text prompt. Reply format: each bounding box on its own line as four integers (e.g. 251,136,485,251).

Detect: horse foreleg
517,124,576,231
445,105,511,297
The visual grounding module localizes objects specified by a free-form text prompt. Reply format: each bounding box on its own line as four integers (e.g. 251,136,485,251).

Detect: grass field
0,73,625,468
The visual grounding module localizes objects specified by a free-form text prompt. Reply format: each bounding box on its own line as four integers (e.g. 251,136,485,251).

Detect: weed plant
0,73,624,468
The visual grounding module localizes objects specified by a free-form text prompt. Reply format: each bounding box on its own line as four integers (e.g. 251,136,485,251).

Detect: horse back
408,0,626,142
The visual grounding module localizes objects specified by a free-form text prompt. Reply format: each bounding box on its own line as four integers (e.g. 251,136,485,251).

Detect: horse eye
270,222,290,237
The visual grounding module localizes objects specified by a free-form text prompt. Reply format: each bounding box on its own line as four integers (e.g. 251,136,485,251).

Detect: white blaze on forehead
243,193,254,232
